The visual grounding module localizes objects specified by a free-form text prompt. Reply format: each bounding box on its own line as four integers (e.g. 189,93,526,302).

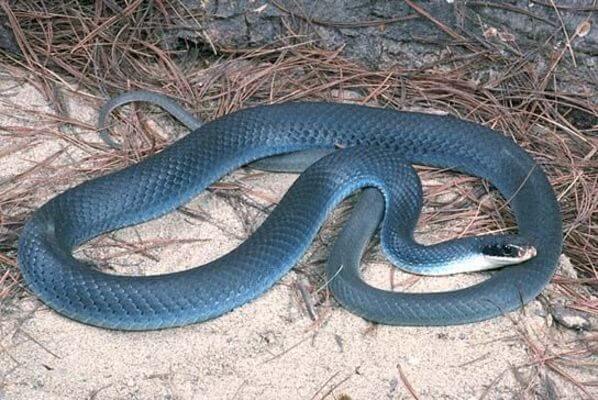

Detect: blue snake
17,92,562,330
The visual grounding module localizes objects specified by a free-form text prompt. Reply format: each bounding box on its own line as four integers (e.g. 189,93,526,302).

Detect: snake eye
502,244,517,256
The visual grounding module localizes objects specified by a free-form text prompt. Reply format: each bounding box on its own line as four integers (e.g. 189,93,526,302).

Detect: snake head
481,242,537,266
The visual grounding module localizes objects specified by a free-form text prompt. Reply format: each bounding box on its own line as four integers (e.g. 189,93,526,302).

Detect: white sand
0,77,592,400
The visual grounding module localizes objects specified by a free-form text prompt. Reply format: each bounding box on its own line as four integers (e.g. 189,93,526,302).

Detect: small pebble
551,305,591,331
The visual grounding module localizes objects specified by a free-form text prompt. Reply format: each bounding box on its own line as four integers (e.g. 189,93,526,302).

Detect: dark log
0,1,594,71
177,0,596,68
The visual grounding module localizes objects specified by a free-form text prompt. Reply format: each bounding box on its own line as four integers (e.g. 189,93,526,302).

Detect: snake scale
18,97,562,330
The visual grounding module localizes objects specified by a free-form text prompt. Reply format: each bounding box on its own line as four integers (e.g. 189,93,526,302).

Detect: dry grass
0,1,596,396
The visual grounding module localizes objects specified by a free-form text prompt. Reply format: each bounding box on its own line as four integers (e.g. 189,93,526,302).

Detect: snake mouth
482,244,537,266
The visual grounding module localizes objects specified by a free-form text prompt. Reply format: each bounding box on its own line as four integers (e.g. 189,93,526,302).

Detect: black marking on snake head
482,244,519,258
482,243,537,261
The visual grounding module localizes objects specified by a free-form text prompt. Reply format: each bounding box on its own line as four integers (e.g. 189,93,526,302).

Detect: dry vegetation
0,1,596,397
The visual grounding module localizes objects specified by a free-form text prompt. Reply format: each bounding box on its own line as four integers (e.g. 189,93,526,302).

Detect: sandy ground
0,77,595,400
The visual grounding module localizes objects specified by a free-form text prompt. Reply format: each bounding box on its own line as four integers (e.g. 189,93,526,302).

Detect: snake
17,91,562,330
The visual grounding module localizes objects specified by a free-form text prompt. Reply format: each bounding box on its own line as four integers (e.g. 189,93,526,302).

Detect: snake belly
17,102,562,330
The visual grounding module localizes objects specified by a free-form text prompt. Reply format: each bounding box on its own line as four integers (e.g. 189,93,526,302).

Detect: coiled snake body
18,100,562,330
